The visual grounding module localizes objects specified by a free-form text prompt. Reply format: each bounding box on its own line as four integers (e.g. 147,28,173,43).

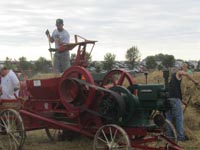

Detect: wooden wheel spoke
0,116,8,129
9,133,20,146
101,129,109,143
102,69,134,88
117,73,126,85
94,124,131,150
0,109,25,150
97,136,107,144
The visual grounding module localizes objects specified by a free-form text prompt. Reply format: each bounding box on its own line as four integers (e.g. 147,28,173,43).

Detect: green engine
100,83,169,128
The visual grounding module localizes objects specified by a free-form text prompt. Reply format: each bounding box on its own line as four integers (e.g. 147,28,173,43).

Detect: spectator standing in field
46,18,71,73
166,63,199,141
0,66,20,99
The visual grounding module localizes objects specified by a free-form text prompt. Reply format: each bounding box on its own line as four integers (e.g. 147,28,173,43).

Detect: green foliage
126,46,140,69
160,54,175,68
94,62,102,73
34,57,51,73
154,53,175,68
4,57,15,69
18,57,34,71
157,64,163,70
197,60,200,71
70,52,92,65
145,56,157,69
102,53,116,71
70,53,76,65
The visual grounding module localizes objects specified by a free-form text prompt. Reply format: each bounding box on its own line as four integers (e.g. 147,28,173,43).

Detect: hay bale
184,127,197,140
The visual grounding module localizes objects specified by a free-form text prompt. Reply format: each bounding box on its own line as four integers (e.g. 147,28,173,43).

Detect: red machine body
0,35,183,150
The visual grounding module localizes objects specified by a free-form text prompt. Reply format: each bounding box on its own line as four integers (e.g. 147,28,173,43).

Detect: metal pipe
19,110,93,138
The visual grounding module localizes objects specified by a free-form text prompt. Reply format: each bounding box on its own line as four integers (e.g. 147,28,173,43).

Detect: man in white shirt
0,66,19,99
46,18,71,73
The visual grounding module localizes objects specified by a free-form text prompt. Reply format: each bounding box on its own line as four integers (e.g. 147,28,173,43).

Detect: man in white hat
0,66,19,99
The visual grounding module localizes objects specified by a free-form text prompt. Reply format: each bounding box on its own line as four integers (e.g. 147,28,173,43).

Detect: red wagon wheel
163,119,177,143
137,119,178,150
101,69,134,89
0,109,26,150
59,66,96,118
93,124,131,150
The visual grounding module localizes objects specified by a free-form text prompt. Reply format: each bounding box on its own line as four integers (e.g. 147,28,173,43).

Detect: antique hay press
0,35,181,150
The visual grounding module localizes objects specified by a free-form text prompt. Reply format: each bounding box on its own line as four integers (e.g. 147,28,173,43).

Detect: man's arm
178,71,199,85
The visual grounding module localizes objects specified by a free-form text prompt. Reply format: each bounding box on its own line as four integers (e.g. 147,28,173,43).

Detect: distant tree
157,64,163,70
18,57,33,71
70,53,76,65
161,55,175,68
126,46,140,69
70,52,92,66
95,62,102,73
86,52,92,64
34,57,51,73
154,53,175,68
145,56,157,69
102,53,116,71
4,57,15,69
197,60,200,71
155,53,165,61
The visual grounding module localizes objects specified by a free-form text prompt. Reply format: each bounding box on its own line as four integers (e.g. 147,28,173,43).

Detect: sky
0,0,200,61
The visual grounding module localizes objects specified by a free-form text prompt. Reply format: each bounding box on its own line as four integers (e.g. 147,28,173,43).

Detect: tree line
3,46,200,75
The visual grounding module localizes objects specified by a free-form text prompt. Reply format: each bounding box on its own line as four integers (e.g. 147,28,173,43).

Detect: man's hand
45,29,50,37
48,48,57,52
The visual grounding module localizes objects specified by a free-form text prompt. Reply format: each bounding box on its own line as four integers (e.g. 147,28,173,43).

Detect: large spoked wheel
0,109,25,150
59,66,96,118
142,119,178,149
163,119,177,143
93,124,131,150
101,69,134,89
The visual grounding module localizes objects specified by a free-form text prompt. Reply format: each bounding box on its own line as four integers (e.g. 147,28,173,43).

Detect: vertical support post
144,72,148,84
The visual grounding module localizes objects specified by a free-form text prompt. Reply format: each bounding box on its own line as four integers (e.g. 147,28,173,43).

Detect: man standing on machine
46,18,71,73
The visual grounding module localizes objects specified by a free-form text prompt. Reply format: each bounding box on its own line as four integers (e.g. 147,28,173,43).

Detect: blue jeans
54,51,71,73
165,98,185,141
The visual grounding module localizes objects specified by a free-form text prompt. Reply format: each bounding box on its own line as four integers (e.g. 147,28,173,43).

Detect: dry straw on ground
21,71,200,149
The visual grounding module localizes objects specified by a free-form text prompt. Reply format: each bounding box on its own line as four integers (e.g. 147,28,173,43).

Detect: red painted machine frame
0,35,182,150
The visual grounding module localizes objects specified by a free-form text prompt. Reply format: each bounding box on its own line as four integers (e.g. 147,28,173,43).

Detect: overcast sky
0,0,200,61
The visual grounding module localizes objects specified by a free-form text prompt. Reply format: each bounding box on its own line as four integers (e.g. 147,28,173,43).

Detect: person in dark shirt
166,63,199,141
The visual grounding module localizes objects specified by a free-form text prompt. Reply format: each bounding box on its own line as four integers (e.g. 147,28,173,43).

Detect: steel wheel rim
164,119,177,143
0,109,25,150
142,119,178,149
93,124,131,150
101,69,134,88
